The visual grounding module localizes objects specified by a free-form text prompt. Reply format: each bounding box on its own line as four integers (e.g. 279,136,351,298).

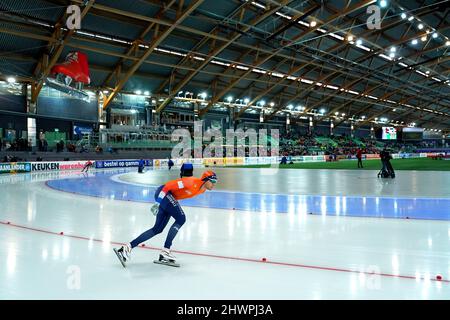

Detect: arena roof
0,0,449,131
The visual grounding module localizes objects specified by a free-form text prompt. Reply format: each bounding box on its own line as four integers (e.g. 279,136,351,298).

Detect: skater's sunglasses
204,177,217,184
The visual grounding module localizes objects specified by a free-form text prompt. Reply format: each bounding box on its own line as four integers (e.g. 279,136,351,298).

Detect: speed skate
153,255,180,268
113,248,127,268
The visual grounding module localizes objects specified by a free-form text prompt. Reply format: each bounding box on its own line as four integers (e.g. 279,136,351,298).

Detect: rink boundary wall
0,153,435,174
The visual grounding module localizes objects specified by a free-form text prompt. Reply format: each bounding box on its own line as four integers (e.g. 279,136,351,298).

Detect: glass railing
101,140,177,148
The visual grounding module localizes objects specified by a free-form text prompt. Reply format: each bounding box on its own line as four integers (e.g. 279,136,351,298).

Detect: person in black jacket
379,148,395,178
138,159,145,173
180,162,193,178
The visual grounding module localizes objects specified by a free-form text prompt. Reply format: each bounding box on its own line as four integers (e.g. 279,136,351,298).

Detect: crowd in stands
2,154,23,162
1,135,107,158
280,133,379,156
279,132,447,157
0,137,31,152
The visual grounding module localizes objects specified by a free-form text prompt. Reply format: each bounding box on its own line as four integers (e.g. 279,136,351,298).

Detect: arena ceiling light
310,21,317,27
319,108,326,114
269,102,275,107
135,90,142,95
7,77,16,83
144,91,150,96
411,39,418,45
418,23,424,30
401,12,407,19
226,96,233,103
432,33,438,39
379,0,388,8
356,39,363,46
95,5,445,120
199,92,207,99
244,98,250,104
250,1,266,10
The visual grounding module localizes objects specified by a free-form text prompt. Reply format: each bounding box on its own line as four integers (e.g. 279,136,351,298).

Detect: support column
229,107,235,130
25,83,37,149
146,107,151,125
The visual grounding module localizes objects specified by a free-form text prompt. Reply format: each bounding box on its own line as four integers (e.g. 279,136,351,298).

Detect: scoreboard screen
382,127,397,140
402,127,423,141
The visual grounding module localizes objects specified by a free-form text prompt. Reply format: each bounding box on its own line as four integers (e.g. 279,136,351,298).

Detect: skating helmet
201,170,217,184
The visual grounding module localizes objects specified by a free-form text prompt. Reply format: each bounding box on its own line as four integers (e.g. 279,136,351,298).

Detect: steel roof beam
198,0,377,116
266,2,449,118
102,0,177,88
155,0,294,113
102,0,205,110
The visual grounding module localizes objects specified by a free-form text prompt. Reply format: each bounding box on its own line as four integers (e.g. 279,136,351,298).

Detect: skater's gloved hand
151,203,160,216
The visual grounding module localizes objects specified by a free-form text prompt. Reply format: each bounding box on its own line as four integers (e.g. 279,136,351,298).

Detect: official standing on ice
138,159,145,173
114,170,218,267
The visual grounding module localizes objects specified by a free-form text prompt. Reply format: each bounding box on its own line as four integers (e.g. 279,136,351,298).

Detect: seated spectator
80,145,88,153
67,143,76,152
59,140,65,152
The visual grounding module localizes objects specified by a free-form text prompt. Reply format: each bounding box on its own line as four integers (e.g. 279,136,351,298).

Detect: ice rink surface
1,167,449,299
